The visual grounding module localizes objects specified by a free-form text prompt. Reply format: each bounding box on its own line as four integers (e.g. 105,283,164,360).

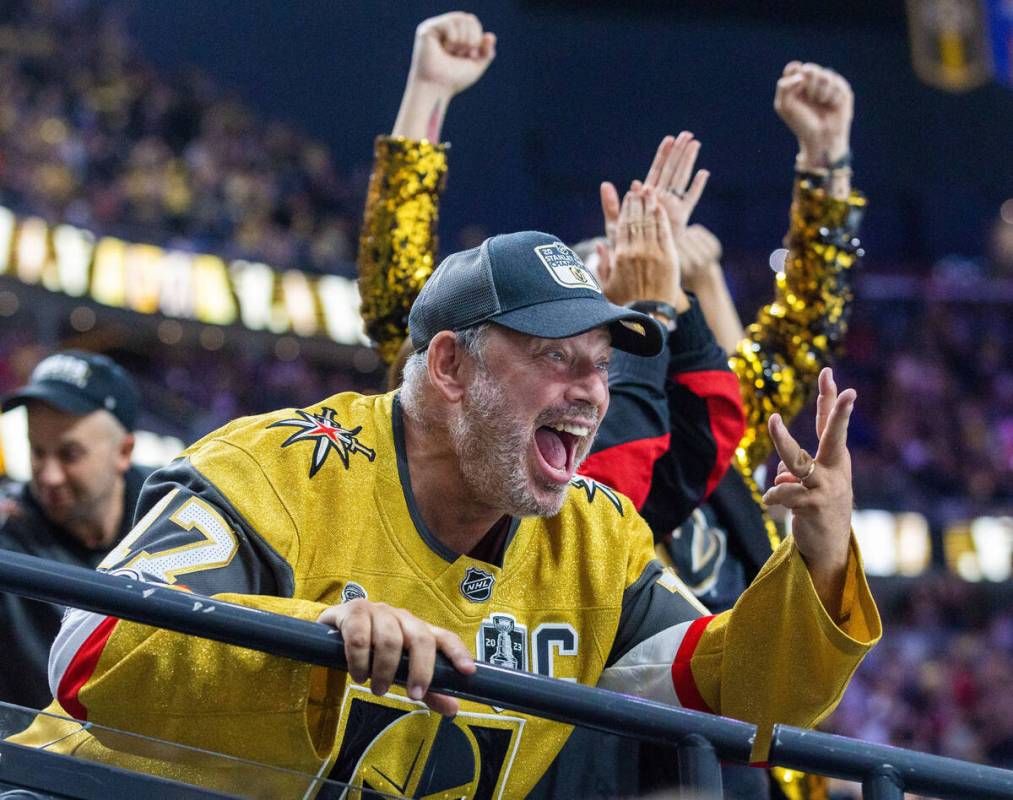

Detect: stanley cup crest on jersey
478,614,528,671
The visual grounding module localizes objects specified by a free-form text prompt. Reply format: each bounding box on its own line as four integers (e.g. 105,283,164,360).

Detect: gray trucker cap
407,231,663,356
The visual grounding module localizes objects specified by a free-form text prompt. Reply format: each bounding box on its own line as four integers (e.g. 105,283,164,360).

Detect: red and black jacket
580,296,745,523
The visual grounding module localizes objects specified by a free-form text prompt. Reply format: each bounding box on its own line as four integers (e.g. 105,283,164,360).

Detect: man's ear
117,432,135,474
427,331,470,403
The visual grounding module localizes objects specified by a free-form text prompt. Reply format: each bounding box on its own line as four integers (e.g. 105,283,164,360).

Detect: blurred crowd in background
829,574,1013,770
0,330,373,440
727,261,1013,526
0,0,1010,778
844,298,1013,522
0,0,359,276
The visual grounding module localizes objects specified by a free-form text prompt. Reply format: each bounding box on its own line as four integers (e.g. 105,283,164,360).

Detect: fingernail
409,684,424,700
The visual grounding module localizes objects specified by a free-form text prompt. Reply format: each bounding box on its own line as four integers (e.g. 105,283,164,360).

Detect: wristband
627,300,678,332
795,149,852,175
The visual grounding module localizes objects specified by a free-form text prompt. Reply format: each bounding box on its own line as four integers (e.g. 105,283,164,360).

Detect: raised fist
774,62,853,169
410,12,497,97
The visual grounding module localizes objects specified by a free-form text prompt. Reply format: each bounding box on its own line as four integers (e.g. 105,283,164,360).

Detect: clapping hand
597,133,709,298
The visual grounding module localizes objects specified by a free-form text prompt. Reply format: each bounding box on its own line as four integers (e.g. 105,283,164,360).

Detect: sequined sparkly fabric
732,177,866,549
357,136,448,365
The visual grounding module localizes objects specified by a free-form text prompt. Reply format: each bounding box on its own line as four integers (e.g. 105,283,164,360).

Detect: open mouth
533,422,591,484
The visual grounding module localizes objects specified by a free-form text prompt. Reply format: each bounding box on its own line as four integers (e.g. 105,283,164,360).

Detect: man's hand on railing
317,598,476,716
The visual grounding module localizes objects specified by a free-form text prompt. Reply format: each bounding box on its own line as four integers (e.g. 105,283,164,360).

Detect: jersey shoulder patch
186,391,386,482
267,406,377,478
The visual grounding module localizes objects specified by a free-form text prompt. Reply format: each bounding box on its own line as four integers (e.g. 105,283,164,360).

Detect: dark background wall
126,0,1013,265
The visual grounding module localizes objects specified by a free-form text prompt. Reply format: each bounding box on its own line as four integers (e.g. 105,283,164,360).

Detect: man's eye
546,351,566,363
596,360,611,373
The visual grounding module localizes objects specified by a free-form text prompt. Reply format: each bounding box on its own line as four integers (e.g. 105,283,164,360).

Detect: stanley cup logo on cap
32,354,92,389
533,243,602,293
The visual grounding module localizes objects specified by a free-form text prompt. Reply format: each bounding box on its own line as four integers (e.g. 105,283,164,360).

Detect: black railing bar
769,724,1013,800
674,733,722,800
861,765,904,800
0,550,756,763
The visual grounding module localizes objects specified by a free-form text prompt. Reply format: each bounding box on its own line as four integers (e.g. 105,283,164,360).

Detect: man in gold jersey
14,221,880,797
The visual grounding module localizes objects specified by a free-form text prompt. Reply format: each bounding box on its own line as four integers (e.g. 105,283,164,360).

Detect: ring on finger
800,460,816,488
668,187,686,199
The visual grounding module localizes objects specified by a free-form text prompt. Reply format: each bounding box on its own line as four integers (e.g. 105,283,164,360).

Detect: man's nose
565,361,608,410
35,457,66,487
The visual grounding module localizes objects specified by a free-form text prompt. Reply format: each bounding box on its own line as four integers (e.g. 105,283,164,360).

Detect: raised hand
410,12,497,97
601,133,710,250
774,62,853,171
641,132,711,235
597,133,709,297
318,599,476,717
675,223,723,292
762,368,856,616
599,184,686,312
594,181,622,283
394,13,497,141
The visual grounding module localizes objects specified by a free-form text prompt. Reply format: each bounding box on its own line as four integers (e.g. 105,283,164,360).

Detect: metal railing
1,551,1011,800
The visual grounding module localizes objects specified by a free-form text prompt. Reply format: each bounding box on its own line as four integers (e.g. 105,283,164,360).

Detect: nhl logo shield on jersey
460,566,495,602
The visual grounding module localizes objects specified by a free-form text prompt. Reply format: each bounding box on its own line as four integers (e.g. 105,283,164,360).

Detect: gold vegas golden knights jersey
15,391,880,798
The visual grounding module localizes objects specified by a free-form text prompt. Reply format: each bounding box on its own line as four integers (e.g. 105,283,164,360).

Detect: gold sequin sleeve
731,177,866,478
357,135,449,365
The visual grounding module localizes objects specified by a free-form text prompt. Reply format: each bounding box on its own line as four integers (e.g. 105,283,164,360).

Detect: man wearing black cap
22,234,878,796
0,351,147,710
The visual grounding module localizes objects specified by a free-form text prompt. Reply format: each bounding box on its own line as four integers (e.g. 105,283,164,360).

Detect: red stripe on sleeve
674,370,745,498
57,616,119,721
578,433,670,510
671,614,716,714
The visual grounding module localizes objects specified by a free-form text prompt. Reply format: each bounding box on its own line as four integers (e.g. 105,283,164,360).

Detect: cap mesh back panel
411,243,500,345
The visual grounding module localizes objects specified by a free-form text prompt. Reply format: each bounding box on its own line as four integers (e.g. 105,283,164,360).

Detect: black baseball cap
2,351,140,431
408,231,664,356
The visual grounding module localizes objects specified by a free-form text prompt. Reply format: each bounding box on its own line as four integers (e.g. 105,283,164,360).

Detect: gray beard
449,369,569,518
